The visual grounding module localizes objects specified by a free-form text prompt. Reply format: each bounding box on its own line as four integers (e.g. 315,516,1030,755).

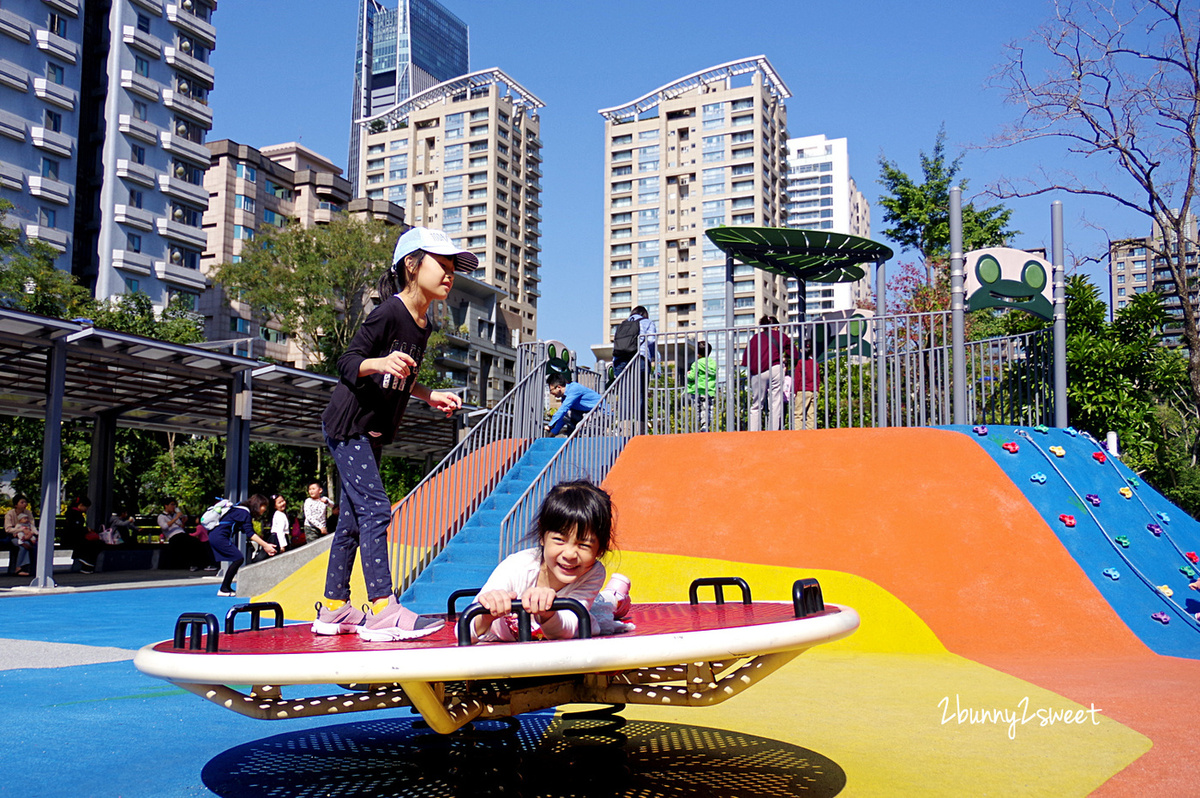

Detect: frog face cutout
964,247,1054,320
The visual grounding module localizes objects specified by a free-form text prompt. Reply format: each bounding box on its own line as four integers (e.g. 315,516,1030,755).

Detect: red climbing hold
1187,552,1199,564
1092,451,1107,464
1002,442,1019,454
1059,514,1076,527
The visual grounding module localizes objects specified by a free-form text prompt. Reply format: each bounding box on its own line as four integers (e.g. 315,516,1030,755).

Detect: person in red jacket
740,316,795,431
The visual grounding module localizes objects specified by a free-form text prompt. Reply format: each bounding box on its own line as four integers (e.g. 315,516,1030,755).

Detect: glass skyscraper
348,0,469,194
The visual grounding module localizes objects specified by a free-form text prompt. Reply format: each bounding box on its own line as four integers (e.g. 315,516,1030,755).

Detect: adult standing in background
741,316,794,432
63,496,102,574
611,306,657,379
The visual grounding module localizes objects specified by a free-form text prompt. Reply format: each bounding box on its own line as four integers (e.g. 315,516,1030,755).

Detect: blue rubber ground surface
947,425,1200,658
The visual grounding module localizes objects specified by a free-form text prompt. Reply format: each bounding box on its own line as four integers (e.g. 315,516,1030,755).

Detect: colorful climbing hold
1033,424,1049,434
1186,552,1199,564
1151,611,1170,624
1002,442,1019,454
1119,487,1133,499
1115,535,1130,548
1064,427,1078,437
1085,494,1101,507
1102,568,1120,581
972,425,988,436
1128,476,1140,488
1157,511,1171,524
1147,523,1163,537
1060,514,1077,527
1158,585,1174,597
1030,472,1047,484
1049,446,1065,457
1181,565,1197,579
1092,451,1107,464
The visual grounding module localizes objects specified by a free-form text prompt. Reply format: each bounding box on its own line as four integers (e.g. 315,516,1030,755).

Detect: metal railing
389,358,548,594
497,355,646,560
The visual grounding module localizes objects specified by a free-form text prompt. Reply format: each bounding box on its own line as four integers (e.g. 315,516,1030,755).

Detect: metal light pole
950,187,966,424
1051,201,1068,427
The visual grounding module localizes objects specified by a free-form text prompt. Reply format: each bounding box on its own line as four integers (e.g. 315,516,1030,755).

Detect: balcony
33,77,77,110
166,4,216,46
27,175,71,204
0,58,29,91
116,158,157,187
157,173,207,204
30,126,72,157
112,249,153,276
43,0,81,15
35,29,77,64
118,113,159,144
160,130,210,163
163,46,213,83
154,258,207,291
25,224,69,251
526,165,542,178
162,88,212,126
120,69,160,101
113,204,155,231
122,25,164,57
0,109,25,142
0,10,31,43
131,0,165,14
156,217,207,248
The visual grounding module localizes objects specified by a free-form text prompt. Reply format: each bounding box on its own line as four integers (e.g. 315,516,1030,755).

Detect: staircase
398,437,566,614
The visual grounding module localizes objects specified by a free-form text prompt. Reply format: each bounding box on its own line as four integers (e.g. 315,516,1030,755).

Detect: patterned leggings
324,432,393,602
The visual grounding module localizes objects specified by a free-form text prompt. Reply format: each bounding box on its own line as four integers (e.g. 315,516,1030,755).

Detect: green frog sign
964,247,1054,321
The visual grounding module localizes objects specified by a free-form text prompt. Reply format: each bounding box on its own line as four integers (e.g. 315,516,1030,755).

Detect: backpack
200,498,234,529
612,316,642,360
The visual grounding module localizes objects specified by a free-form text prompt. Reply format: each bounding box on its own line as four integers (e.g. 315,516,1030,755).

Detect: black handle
224,602,285,634
792,578,825,618
689,576,752,606
446,588,481,621
173,612,219,652
456,597,592,645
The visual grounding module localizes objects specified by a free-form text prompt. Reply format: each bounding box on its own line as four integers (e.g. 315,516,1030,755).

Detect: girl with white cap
312,227,475,641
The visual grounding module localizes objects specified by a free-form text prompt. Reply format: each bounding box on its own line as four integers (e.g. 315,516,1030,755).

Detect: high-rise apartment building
348,0,469,196
0,0,217,313
358,68,545,344
598,57,792,347
784,134,871,319
1109,213,1198,343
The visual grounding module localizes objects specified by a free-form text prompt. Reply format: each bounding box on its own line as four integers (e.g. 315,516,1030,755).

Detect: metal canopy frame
703,227,894,284
0,308,460,587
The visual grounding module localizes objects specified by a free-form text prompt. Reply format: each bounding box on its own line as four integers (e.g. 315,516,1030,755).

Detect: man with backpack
611,306,657,379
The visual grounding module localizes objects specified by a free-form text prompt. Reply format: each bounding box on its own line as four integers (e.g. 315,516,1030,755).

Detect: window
445,112,464,140
469,124,488,137
612,164,632,176
612,133,633,145
129,189,143,209
39,157,59,180
39,207,57,227
124,277,140,293
639,129,660,141
175,160,203,184
443,175,463,202
470,109,489,121
444,144,464,171
468,187,487,199
133,101,148,121
127,233,142,253
48,13,67,37
366,143,384,155
44,109,62,133
236,163,257,182
137,14,151,33
388,184,406,202
468,155,488,168
47,62,65,85
173,204,202,226
235,194,256,213
611,180,632,193
263,209,287,227
130,143,145,164
637,176,659,205
135,56,151,78
231,317,250,334
1116,274,1125,284
702,167,725,195
233,224,255,240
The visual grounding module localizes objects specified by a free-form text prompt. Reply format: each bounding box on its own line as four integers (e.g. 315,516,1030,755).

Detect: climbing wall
958,424,1200,657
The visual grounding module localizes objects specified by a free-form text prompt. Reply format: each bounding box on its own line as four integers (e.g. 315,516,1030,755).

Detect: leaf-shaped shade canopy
704,226,893,283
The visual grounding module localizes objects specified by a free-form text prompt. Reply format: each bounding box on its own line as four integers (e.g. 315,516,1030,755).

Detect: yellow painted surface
607,549,946,654
574,648,1150,797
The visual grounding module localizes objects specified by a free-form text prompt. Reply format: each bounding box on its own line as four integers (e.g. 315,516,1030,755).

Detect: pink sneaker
356,595,444,642
311,601,366,635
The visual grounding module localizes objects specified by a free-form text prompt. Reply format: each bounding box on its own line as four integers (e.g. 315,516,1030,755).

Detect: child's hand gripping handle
456,597,592,645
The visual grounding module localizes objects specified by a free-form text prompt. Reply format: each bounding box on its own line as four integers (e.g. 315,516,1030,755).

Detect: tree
91,291,205,344
0,199,93,318
878,127,1018,284
990,0,1200,419
214,214,396,373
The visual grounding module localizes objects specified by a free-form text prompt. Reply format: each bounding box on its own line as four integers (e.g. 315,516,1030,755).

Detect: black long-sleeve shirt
321,296,431,444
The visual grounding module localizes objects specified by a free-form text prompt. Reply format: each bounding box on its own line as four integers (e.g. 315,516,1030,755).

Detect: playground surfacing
3,426,1196,796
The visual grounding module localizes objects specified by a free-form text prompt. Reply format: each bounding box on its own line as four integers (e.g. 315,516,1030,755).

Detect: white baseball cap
392,226,479,274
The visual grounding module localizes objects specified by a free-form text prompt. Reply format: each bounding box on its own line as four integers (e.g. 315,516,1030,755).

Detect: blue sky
210,0,1143,362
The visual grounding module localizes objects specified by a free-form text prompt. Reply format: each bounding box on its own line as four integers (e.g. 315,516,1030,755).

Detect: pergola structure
0,308,461,587
703,227,894,322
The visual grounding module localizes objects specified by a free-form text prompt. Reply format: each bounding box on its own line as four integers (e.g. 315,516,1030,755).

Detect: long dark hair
241,494,270,518
377,248,425,298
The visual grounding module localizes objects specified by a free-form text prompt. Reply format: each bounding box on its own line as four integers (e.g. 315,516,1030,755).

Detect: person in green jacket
685,341,719,432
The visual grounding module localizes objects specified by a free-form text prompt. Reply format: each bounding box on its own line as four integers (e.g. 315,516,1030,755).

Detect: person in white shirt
302,482,334,544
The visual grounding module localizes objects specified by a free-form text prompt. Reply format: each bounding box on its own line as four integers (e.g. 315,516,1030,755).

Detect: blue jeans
324,432,394,602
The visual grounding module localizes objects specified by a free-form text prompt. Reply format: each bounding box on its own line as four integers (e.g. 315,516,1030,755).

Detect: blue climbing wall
949,424,1200,658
